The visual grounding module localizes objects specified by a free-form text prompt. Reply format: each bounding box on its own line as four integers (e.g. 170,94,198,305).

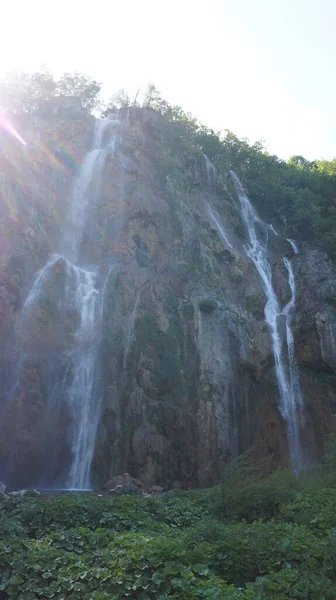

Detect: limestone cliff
0,106,335,488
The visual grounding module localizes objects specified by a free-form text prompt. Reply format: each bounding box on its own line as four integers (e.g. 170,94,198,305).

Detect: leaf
193,564,209,576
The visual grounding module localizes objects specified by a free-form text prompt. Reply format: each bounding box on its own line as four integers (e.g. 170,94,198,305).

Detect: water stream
21,117,124,489
207,204,233,249
231,171,304,469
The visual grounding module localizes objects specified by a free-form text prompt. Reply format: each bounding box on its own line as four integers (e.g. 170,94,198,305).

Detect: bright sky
1,0,335,160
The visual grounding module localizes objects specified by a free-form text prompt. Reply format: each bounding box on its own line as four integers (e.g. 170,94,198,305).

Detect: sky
0,0,335,160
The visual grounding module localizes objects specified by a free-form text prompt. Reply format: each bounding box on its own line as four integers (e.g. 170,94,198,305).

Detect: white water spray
207,205,233,249
21,116,124,489
287,239,299,254
231,171,304,469
64,264,101,489
203,154,216,189
268,224,279,236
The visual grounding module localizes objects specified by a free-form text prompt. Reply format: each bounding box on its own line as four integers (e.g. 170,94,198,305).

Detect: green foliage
245,294,265,320
280,487,336,534
249,567,336,599
102,88,131,115
0,68,101,114
137,85,336,260
1,462,336,600
55,72,101,112
198,299,217,314
231,271,244,284
0,68,56,113
215,455,296,521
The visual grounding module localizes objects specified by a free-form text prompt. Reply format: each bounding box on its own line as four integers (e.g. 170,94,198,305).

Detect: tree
142,83,169,113
0,68,55,113
56,72,101,112
0,69,101,114
102,89,130,116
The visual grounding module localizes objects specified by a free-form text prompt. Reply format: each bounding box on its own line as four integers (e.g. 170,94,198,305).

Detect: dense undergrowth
1,449,336,599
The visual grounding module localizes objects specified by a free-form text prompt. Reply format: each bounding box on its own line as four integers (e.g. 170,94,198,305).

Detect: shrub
186,519,334,587
214,455,296,521
248,566,336,599
280,487,336,534
198,299,217,314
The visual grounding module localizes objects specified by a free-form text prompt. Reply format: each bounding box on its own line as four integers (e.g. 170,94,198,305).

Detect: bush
214,455,296,521
198,299,217,314
281,487,336,534
248,567,336,599
187,519,334,587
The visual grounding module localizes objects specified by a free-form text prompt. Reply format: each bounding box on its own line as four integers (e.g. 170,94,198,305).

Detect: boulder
102,472,144,491
0,481,6,493
147,485,164,495
9,489,40,497
109,483,143,496
0,491,9,501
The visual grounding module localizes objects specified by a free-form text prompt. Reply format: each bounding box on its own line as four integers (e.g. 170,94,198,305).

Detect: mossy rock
246,294,265,320
231,271,244,285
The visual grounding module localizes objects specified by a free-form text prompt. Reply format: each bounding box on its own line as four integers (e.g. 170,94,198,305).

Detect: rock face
0,105,335,489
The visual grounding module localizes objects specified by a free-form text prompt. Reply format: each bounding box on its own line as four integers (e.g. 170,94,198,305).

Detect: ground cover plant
1,449,336,599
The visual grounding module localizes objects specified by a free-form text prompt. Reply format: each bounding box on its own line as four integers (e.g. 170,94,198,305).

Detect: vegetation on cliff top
1,71,335,258
108,83,336,260
1,446,336,598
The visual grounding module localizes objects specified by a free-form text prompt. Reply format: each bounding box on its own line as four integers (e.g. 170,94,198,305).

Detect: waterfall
282,258,304,466
208,204,233,249
268,224,279,236
203,154,233,249
23,254,62,310
231,171,304,470
20,116,124,489
203,154,216,189
66,117,122,263
64,264,101,490
287,239,299,254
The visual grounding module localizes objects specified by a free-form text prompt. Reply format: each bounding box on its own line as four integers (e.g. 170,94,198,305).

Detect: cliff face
0,106,335,489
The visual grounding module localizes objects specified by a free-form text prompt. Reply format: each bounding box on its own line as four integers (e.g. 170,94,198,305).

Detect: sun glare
0,111,27,147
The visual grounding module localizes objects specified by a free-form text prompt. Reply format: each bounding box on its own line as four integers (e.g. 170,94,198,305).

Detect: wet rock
0,491,9,501
9,489,40,497
1,106,336,490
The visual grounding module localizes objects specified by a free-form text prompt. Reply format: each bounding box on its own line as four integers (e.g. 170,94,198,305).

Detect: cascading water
231,171,304,469
287,239,299,255
203,153,216,189
64,264,100,490
203,153,233,250
21,117,124,489
282,258,304,466
207,205,233,249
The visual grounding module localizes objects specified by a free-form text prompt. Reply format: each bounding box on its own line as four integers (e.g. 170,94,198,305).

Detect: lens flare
0,111,27,147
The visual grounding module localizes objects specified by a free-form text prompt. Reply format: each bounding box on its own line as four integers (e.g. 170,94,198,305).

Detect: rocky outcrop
99,472,164,496
0,105,335,488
